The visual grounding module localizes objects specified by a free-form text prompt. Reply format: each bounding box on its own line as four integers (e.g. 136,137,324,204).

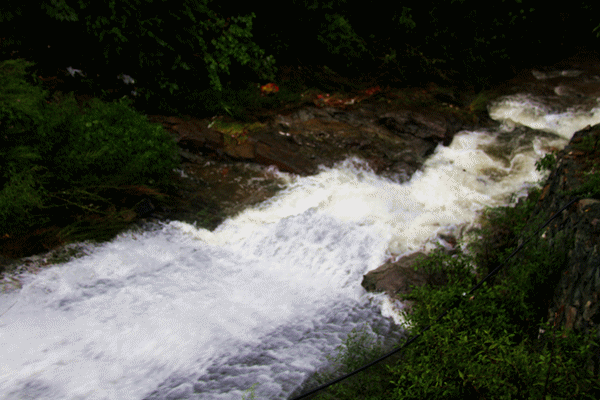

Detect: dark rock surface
147,99,470,180
361,251,450,299
525,124,600,335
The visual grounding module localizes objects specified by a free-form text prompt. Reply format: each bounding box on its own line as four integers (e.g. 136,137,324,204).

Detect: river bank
2,48,598,272
0,54,495,272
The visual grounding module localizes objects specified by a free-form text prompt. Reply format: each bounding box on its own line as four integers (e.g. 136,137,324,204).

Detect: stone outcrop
524,124,600,335
361,251,450,299
146,99,469,179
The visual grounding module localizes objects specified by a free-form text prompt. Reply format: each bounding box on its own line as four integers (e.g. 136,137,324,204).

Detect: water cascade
1,79,599,399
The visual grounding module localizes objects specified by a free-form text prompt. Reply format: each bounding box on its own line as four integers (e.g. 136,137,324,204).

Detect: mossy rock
209,119,265,136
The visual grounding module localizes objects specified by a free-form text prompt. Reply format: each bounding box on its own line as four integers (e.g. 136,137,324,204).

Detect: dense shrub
0,59,55,232
0,58,49,144
50,96,179,188
0,58,180,235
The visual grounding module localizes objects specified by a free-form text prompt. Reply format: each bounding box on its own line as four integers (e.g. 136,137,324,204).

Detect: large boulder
361,251,449,298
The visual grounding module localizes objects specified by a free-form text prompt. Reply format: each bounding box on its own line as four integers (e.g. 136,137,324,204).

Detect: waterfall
1,79,598,399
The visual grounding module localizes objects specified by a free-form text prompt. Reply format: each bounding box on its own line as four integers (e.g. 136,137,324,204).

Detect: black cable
290,196,581,400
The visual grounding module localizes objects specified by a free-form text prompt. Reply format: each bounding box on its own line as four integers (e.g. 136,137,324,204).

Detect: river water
1,70,600,399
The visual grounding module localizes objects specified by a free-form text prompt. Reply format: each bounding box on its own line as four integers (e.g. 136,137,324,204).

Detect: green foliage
311,324,396,399
569,163,600,199
394,242,597,399
390,319,599,399
564,129,600,198
0,58,180,237
572,132,600,152
53,96,179,187
238,0,420,84
316,13,370,68
41,0,80,22
0,59,53,232
501,229,571,337
409,1,534,86
3,0,599,103
0,59,49,138
535,151,558,172
404,249,488,332
0,163,51,232
413,246,474,283
467,187,541,278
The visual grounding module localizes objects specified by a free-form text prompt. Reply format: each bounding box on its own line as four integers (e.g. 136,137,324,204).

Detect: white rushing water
1,82,599,399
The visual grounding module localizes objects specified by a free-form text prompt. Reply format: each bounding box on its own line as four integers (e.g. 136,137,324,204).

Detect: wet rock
527,124,600,336
146,115,223,154
253,136,317,175
147,102,466,180
378,110,449,142
224,136,255,159
289,107,337,122
361,251,449,298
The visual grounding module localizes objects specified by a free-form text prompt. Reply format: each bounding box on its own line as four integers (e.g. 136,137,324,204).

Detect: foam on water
1,91,598,399
488,93,600,139
185,128,556,257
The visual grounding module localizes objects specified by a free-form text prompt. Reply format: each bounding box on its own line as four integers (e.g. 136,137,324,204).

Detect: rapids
1,70,599,399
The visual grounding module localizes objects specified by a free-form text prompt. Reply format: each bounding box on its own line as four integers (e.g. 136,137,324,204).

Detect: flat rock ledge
147,101,468,180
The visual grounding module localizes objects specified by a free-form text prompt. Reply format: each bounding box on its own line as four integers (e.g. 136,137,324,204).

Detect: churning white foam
488,93,600,139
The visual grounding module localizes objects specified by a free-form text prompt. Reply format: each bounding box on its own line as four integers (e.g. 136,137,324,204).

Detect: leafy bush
566,128,600,199
569,164,600,199
0,163,51,232
310,324,398,399
391,317,599,399
392,244,597,399
0,58,180,236
0,59,49,144
535,152,558,173
0,59,54,232
467,187,541,280
51,96,179,187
